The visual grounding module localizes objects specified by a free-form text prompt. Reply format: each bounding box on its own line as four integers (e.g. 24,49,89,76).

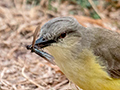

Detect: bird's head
35,17,83,48
34,17,86,64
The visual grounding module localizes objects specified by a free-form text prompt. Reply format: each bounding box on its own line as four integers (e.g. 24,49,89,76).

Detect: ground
0,0,119,90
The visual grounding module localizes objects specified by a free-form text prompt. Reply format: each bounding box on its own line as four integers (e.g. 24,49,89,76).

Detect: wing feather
91,28,120,78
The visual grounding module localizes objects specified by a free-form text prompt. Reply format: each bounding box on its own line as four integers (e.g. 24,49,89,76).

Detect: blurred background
0,0,120,90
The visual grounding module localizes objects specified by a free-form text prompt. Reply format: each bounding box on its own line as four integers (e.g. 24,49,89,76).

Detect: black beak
26,37,56,65
35,37,56,48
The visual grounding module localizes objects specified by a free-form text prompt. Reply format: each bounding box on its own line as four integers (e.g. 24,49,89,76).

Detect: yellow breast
47,46,120,90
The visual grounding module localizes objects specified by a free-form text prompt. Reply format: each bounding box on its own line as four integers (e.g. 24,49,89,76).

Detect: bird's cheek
45,46,62,60
64,37,81,47
45,46,53,53
45,45,72,62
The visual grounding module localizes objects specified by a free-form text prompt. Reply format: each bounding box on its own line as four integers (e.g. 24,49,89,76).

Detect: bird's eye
59,32,66,39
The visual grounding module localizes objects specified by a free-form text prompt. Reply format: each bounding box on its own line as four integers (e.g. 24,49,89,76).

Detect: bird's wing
92,28,120,78
94,46,120,78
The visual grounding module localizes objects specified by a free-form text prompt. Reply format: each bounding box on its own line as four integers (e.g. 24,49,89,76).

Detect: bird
30,17,120,90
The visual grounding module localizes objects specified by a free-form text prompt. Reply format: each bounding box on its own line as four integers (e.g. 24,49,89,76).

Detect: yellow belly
47,46,120,90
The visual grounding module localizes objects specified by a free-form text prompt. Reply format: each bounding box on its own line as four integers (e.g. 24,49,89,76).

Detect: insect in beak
26,26,55,65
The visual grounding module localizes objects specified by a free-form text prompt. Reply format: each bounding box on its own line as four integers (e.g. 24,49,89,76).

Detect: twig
0,68,7,86
53,80,69,89
0,68,17,90
22,66,45,89
88,0,104,19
